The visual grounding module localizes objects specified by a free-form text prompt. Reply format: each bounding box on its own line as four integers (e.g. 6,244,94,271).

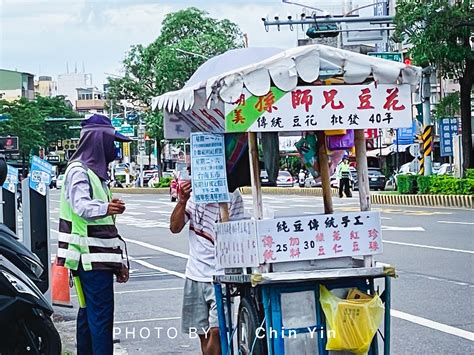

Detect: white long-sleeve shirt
64,166,109,220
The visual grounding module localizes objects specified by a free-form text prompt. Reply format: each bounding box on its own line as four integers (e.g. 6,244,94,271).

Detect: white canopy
152,44,421,114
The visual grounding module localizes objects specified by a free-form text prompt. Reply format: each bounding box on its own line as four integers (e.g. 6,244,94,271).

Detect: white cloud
0,0,372,86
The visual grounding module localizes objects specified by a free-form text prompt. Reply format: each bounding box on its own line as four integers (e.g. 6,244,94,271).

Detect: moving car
276,170,294,187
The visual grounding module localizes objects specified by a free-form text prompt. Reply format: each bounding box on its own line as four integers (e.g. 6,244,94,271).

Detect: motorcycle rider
298,169,306,187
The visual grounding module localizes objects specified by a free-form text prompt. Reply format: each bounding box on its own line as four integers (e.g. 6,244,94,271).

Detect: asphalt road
45,189,473,354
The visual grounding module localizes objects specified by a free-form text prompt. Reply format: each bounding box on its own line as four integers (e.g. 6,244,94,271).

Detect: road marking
438,220,474,226
391,309,474,342
115,287,182,295
125,211,145,216
384,240,474,254
115,316,181,325
131,258,185,279
125,238,189,259
382,226,425,232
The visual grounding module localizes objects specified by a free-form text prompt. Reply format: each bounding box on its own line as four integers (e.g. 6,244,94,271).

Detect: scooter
0,224,47,292
0,255,61,354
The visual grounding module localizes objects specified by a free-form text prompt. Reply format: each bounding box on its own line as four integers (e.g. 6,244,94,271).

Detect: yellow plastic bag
319,285,384,354
325,129,347,136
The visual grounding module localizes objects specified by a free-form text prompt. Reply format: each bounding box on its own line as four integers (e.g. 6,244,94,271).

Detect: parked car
437,163,454,176
142,169,159,185
56,174,65,189
260,170,273,186
367,168,386,191
276,170,294,187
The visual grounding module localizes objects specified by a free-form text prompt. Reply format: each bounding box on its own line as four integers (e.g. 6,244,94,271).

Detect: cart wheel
237,297,266,355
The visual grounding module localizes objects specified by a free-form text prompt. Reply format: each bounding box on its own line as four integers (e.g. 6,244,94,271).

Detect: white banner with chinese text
256,211,383,264
215,219,259,268
225,84,412,133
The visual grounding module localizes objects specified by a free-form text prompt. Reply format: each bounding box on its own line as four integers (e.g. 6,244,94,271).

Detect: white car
56,174,65,189
276,170,294,187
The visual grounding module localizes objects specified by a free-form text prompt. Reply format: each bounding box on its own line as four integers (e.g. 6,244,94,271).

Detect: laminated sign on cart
190,132,230,204
2,165,19,193
29,156,53,196
225,84,412,133
257,211,383,264
215,219,259,268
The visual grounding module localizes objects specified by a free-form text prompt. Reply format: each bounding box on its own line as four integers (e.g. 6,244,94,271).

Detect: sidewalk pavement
53,307,128,355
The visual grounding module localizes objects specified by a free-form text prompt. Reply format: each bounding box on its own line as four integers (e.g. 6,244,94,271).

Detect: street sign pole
138,124,146,188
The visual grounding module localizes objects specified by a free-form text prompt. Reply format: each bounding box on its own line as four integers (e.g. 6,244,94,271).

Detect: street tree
37,95,83,146
394,0,474,173
107,7,244,170
0,98,45,175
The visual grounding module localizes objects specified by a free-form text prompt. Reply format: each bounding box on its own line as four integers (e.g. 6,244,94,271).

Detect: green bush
115,175,126,183
416,176,432,194
397,174,473,195
465,169,474,179
156,176,173,188
397,175,417,194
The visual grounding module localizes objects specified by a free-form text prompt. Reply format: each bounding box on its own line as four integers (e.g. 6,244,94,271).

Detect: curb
371,194,473,209
111,187,169,194
111,187,473,208
238,186,340,197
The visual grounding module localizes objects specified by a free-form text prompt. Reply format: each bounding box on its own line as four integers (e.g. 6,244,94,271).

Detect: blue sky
0,0,372,86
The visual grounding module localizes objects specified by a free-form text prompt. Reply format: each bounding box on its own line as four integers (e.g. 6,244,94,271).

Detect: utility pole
422,66,434,176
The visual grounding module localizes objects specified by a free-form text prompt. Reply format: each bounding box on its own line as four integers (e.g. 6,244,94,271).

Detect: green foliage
106,7,244,152
38,95,83,144
394,0,473,171
435,92,460,119
397,175,417,194
416,175,432,194
465,169,474,179
393,0,473,77
155,176,173,188
0,98,45,156
399,174,474,195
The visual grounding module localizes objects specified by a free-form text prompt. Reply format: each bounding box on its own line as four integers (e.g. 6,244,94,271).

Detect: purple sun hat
81,114,132,142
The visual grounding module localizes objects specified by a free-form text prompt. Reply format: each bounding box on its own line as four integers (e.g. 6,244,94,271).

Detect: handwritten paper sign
215,219,259,268
29,156,53,196
2,165,19,193
225,84,412,133
190,132,230,204
256,211,383,264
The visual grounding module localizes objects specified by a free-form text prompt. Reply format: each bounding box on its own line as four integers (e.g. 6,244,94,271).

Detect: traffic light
403,54,412,65
306,23,339,38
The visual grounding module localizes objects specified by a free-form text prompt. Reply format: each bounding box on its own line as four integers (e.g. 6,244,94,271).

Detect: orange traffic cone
51,259,73,308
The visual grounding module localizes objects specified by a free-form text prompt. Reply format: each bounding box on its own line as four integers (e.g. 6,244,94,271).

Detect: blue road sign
439,117,458,157
395,120,416,145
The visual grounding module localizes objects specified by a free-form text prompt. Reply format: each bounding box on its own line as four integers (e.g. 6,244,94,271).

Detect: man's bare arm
169,181,191,233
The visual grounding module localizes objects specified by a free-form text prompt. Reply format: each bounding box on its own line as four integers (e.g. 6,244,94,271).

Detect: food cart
152,44,420,354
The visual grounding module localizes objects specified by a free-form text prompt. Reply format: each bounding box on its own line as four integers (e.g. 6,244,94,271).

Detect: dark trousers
77,265,115,355
339,178,352,198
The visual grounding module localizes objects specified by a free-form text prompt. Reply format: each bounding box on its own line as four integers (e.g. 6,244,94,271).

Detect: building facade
34,76,57,97
0,69,35,101
75,87,106,114
56,72,92,108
